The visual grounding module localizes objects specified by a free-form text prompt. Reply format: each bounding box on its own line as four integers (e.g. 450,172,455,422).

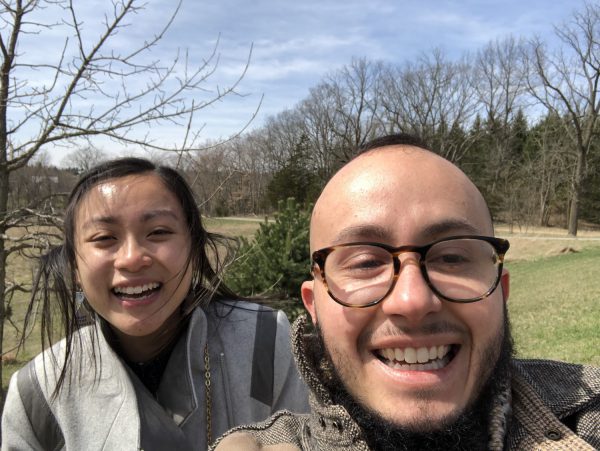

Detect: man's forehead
310,146,492,248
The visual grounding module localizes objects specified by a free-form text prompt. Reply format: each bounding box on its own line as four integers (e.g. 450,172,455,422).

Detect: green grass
508,248,600,366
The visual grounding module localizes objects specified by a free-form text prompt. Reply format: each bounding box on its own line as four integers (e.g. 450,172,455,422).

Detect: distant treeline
176,3,600,234
21,3,600,233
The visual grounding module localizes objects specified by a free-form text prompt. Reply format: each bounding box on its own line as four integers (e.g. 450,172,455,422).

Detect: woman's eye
150,229,172,237
91,235,114,242
92,235,113,241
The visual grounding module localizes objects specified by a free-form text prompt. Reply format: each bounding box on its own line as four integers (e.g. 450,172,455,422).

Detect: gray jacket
2,301,310,450
213,316,600,450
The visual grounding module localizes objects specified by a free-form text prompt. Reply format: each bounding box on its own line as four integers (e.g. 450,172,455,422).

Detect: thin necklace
204,344,212,445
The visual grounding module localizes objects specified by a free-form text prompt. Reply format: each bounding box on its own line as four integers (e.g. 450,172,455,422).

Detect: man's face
301,146,509,431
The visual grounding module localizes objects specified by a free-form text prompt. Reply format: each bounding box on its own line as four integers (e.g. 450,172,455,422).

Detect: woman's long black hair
22,157,243,396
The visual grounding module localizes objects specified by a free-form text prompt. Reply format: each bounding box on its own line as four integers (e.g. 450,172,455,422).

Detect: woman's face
74,173,193,339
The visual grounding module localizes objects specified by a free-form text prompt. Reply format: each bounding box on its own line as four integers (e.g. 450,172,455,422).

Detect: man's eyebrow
421,219,480,237
330,220,481,245
331,225,393,244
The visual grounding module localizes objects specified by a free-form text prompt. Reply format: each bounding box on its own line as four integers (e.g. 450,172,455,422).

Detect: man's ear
301,280,318,325
500,269,509,303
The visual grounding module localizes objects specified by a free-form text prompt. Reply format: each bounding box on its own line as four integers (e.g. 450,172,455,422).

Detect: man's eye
342,256,387,271
428,253,471,267
440,254,469,264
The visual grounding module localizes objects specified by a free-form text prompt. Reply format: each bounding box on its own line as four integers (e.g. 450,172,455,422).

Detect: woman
2,158,308,450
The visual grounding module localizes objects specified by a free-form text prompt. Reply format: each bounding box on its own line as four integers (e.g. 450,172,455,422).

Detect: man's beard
314,310,514,451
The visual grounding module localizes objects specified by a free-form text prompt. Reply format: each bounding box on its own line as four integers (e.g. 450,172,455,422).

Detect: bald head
310,145,493,251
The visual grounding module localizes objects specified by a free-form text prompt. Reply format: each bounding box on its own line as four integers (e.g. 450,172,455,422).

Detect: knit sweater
213,316,600,450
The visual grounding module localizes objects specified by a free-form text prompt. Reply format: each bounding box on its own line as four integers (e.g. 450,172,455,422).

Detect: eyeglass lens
324,238,501,305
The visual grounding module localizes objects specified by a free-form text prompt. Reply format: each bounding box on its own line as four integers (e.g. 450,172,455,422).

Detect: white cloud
13,0,589,166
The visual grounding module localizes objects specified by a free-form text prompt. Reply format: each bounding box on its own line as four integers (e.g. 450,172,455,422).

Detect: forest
34,4,598,235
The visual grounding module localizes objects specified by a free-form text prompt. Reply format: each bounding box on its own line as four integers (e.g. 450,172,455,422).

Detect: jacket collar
289,315,511,451
156,307,208,425
511,358,600,420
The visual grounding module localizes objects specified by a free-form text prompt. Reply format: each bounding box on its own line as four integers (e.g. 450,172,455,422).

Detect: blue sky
20,0,587,165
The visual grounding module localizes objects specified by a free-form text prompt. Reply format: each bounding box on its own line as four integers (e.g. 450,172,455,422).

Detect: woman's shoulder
207,299,283,320
11,324,103,385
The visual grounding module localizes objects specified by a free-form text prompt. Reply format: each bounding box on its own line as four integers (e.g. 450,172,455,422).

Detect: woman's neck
111,310,186,363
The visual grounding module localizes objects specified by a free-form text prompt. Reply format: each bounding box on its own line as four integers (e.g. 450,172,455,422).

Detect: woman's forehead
75,174,183,225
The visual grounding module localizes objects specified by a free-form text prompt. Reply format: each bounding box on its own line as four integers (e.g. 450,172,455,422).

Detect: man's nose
114,237,152,272
380,256,442,324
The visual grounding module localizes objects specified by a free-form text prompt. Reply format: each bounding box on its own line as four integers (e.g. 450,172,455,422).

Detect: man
214,135,600,450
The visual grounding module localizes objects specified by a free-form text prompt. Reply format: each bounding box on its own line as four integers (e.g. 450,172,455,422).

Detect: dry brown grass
204,216,265,239
495,224,600,262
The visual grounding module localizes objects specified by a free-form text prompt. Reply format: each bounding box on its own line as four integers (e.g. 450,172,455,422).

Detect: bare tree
322,58,383,159
378,49,477,162
0,0,250,401
474,36,527,128
524,2,600,235
472,37,531,220
61,146,108,173
529,116,573,226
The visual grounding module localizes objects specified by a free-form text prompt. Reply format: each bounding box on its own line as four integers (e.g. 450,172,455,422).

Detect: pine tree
225,198,311,320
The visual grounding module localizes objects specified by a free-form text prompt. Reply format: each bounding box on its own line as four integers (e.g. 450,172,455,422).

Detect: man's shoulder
212,410,308,451
512,358,600,417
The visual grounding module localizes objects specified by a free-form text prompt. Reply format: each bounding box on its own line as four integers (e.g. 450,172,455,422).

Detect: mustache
358,320,468,346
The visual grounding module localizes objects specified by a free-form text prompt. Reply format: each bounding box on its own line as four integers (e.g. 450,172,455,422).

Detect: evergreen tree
225,198,311,320
266,136,320,209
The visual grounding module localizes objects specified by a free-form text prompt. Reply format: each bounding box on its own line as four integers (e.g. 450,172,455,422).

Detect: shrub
226,198,310,321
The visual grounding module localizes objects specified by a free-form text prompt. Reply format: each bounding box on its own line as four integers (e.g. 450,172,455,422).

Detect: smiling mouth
112,282,162,300
374,344,459,371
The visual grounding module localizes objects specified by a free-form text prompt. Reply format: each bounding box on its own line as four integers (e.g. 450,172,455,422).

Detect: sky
13,0,589,166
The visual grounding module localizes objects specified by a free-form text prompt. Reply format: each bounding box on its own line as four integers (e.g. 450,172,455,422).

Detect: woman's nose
114,237,152,272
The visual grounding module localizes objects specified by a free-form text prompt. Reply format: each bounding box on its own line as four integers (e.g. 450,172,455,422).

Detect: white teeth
416,347,429,363
377,344,453,369
429,346,437,360
438,345,446,359
404,348,417,364
114,282,160,295
394,348,404,361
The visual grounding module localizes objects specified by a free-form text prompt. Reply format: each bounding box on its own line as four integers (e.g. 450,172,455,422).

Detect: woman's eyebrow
140,209,181,222
80,209,181,230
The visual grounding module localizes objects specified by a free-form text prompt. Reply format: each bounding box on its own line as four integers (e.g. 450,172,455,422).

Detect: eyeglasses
312,235,510,308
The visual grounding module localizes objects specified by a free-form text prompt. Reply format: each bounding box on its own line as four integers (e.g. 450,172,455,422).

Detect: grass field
507,247,600,365
204,216,265,238
2,219,599,390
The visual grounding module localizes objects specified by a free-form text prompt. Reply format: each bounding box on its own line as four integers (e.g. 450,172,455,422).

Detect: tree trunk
567,151,585,236
0,166,8,408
